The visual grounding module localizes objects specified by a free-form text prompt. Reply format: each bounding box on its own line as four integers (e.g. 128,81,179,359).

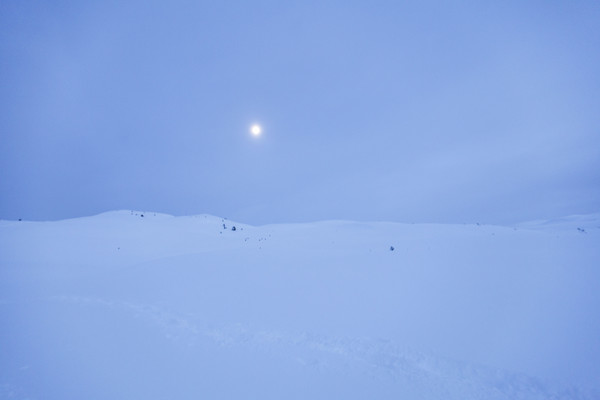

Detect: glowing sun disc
250,124,262,136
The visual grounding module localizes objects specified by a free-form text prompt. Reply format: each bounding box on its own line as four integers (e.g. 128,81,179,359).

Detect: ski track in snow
38,294,596,400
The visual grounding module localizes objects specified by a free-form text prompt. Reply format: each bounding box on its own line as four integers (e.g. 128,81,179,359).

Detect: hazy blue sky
1,1,599,224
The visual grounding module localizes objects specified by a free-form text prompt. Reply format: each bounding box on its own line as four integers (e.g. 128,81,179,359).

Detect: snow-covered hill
1,211,599,399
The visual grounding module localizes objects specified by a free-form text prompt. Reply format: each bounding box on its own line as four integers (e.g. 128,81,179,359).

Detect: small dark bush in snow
390,246,395,251
232,226,236,231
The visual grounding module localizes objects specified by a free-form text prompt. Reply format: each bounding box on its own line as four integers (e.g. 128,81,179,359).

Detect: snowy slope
1,211,599,399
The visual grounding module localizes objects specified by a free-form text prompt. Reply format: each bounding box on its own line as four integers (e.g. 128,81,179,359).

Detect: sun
250,124,262,137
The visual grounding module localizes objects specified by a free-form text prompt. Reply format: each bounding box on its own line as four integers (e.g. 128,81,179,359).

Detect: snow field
1,211,599,399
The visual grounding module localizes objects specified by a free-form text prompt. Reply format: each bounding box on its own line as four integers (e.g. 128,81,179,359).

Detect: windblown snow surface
1,211,599,399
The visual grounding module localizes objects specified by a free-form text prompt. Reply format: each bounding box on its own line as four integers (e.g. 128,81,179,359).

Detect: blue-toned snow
1,211,599,399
